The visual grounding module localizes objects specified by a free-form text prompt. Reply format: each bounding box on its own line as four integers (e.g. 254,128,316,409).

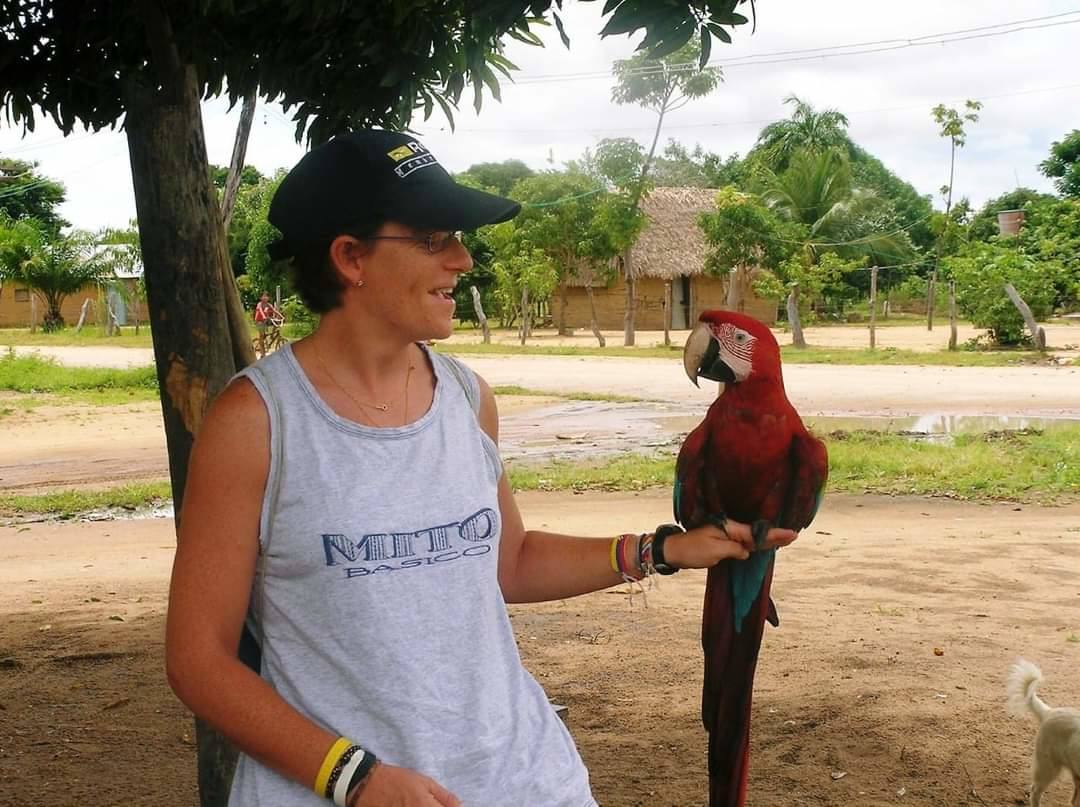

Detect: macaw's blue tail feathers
732,548,774,633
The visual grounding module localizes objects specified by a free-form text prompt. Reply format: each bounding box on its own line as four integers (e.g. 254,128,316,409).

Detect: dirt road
2,492,1078,806
4,348,1078,495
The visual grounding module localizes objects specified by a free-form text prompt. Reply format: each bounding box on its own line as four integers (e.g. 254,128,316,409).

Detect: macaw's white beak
683,321,711,387
683,320,736,389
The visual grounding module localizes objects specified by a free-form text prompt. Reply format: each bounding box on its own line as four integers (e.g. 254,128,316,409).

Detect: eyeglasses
363,231,464,254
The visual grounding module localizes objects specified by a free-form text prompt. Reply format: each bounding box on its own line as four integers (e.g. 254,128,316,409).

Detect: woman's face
355,222,473,341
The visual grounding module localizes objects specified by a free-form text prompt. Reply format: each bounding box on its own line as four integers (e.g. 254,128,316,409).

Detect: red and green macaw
677,310,828,807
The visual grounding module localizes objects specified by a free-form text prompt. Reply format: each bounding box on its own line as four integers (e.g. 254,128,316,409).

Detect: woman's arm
167,379,463,806
165,379,340,786
474,375,796,604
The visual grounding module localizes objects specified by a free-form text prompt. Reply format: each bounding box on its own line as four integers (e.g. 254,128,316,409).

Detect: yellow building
0,278,147,329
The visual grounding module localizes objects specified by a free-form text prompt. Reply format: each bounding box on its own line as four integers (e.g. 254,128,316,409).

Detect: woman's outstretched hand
662,520,798,570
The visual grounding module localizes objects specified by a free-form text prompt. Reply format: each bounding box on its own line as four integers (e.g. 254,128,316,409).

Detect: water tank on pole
996,209,1025,237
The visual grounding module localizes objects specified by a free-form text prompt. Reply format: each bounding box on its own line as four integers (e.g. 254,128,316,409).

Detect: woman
165,130,797,807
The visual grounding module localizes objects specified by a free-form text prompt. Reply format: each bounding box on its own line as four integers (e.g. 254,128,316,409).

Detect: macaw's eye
735,331,748,343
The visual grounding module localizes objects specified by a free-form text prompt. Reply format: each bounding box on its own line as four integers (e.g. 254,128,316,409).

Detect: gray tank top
227,343,595,806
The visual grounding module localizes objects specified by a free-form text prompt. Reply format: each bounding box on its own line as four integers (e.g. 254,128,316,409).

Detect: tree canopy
0,157,67,234
1040,129,1080,199
2,1,757,143
753,94,850,173
457,160,536,196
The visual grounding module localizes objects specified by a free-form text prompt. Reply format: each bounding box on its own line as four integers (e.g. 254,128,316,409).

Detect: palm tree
0,217,113,331
755,95,851,172
761,148,915,265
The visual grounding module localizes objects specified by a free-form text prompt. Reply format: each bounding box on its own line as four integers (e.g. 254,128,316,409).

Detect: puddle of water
807,414,1079,434
656,413,1079,436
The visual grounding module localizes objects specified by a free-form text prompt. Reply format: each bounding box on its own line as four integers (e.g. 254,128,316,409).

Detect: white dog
1007,659,1080,806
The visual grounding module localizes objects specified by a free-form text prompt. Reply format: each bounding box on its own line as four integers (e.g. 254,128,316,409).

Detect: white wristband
333,748,368,807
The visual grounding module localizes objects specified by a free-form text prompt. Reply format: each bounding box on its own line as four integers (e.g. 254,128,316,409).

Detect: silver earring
355,279,364,288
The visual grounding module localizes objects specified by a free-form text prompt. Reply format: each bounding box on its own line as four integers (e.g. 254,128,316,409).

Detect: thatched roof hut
558,185,779,330
629,186,719,279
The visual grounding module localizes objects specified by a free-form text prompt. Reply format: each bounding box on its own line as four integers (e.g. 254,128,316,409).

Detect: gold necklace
313,341,415,424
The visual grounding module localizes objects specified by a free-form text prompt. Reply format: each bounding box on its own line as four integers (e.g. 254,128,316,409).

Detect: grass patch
509,453,675,492
440,342,1054,367
824,428,1078,501
0,482,172,518
0,351,157,393
5,427,1075,517
507,427,1078,503
0,327,154,348
492,384,648,403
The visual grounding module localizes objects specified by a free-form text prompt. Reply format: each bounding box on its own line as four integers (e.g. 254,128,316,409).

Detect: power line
447,81,1080,135
512,10,1080,85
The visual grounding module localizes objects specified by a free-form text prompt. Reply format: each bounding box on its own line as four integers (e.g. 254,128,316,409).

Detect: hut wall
563,274,778,330
563,276,672,330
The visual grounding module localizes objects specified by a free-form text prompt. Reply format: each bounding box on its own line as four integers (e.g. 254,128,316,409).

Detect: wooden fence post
1004,283,1046,350
787,283,806,348
948,281,958,351
663,281,672,347
869,266,878,349
926,273,936,331
29,294,37,333
469,285,490,345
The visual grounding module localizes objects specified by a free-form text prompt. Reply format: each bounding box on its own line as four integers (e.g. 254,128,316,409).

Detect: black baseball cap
267,130,521,260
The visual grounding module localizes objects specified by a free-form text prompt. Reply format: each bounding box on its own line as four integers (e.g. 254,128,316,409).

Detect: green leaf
698,26,712,68
600,2,648,36
553,11,570,48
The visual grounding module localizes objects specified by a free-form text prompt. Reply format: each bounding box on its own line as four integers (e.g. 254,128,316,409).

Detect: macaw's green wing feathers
785,431,829,530
674,420,710,527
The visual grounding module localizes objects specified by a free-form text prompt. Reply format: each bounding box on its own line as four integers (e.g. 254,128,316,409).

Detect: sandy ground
4,349,1079,496
10,321,1080,367
1,492,1079,806
3,336,1079,805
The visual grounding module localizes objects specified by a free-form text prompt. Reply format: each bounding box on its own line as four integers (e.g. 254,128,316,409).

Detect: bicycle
253,314,288,358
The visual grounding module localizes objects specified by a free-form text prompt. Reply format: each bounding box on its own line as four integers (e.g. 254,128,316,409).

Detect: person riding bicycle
254,292,284,356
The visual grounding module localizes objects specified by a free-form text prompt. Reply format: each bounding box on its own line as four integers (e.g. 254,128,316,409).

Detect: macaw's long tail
702,558,775,807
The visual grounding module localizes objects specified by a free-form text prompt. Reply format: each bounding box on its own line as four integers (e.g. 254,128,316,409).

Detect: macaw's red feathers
676,311,828,807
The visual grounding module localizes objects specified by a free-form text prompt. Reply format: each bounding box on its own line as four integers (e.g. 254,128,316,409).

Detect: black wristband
651,523,684,575
346,752,378,794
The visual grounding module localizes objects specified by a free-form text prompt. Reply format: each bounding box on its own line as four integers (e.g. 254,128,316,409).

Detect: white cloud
1,0,1076,230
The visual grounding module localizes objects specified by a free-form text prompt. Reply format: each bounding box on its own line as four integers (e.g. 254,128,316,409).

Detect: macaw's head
683,310,782,389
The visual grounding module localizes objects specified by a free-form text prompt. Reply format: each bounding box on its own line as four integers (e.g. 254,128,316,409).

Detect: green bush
280,295,318,338
945,243,1056,345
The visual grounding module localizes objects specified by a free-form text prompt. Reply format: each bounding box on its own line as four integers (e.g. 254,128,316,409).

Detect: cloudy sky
2,0,1078,231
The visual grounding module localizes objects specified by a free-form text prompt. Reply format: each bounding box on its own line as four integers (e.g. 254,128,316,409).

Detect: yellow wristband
314,736,352,797
609,536,620,574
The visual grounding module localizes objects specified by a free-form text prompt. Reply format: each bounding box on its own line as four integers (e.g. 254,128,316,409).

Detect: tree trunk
469,285,490,344
220,91,257,232
868,266,878,349
124,56,246,807
519,286,529,346
557,280,571,336
1004,283,1046,350
585,283,605,347
622,256,635,346
29,293,36,333
926,272,936,331
948,281,958,351
726,267,741,310
663,280,672,347
787,284,806,348
945,139,955,217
